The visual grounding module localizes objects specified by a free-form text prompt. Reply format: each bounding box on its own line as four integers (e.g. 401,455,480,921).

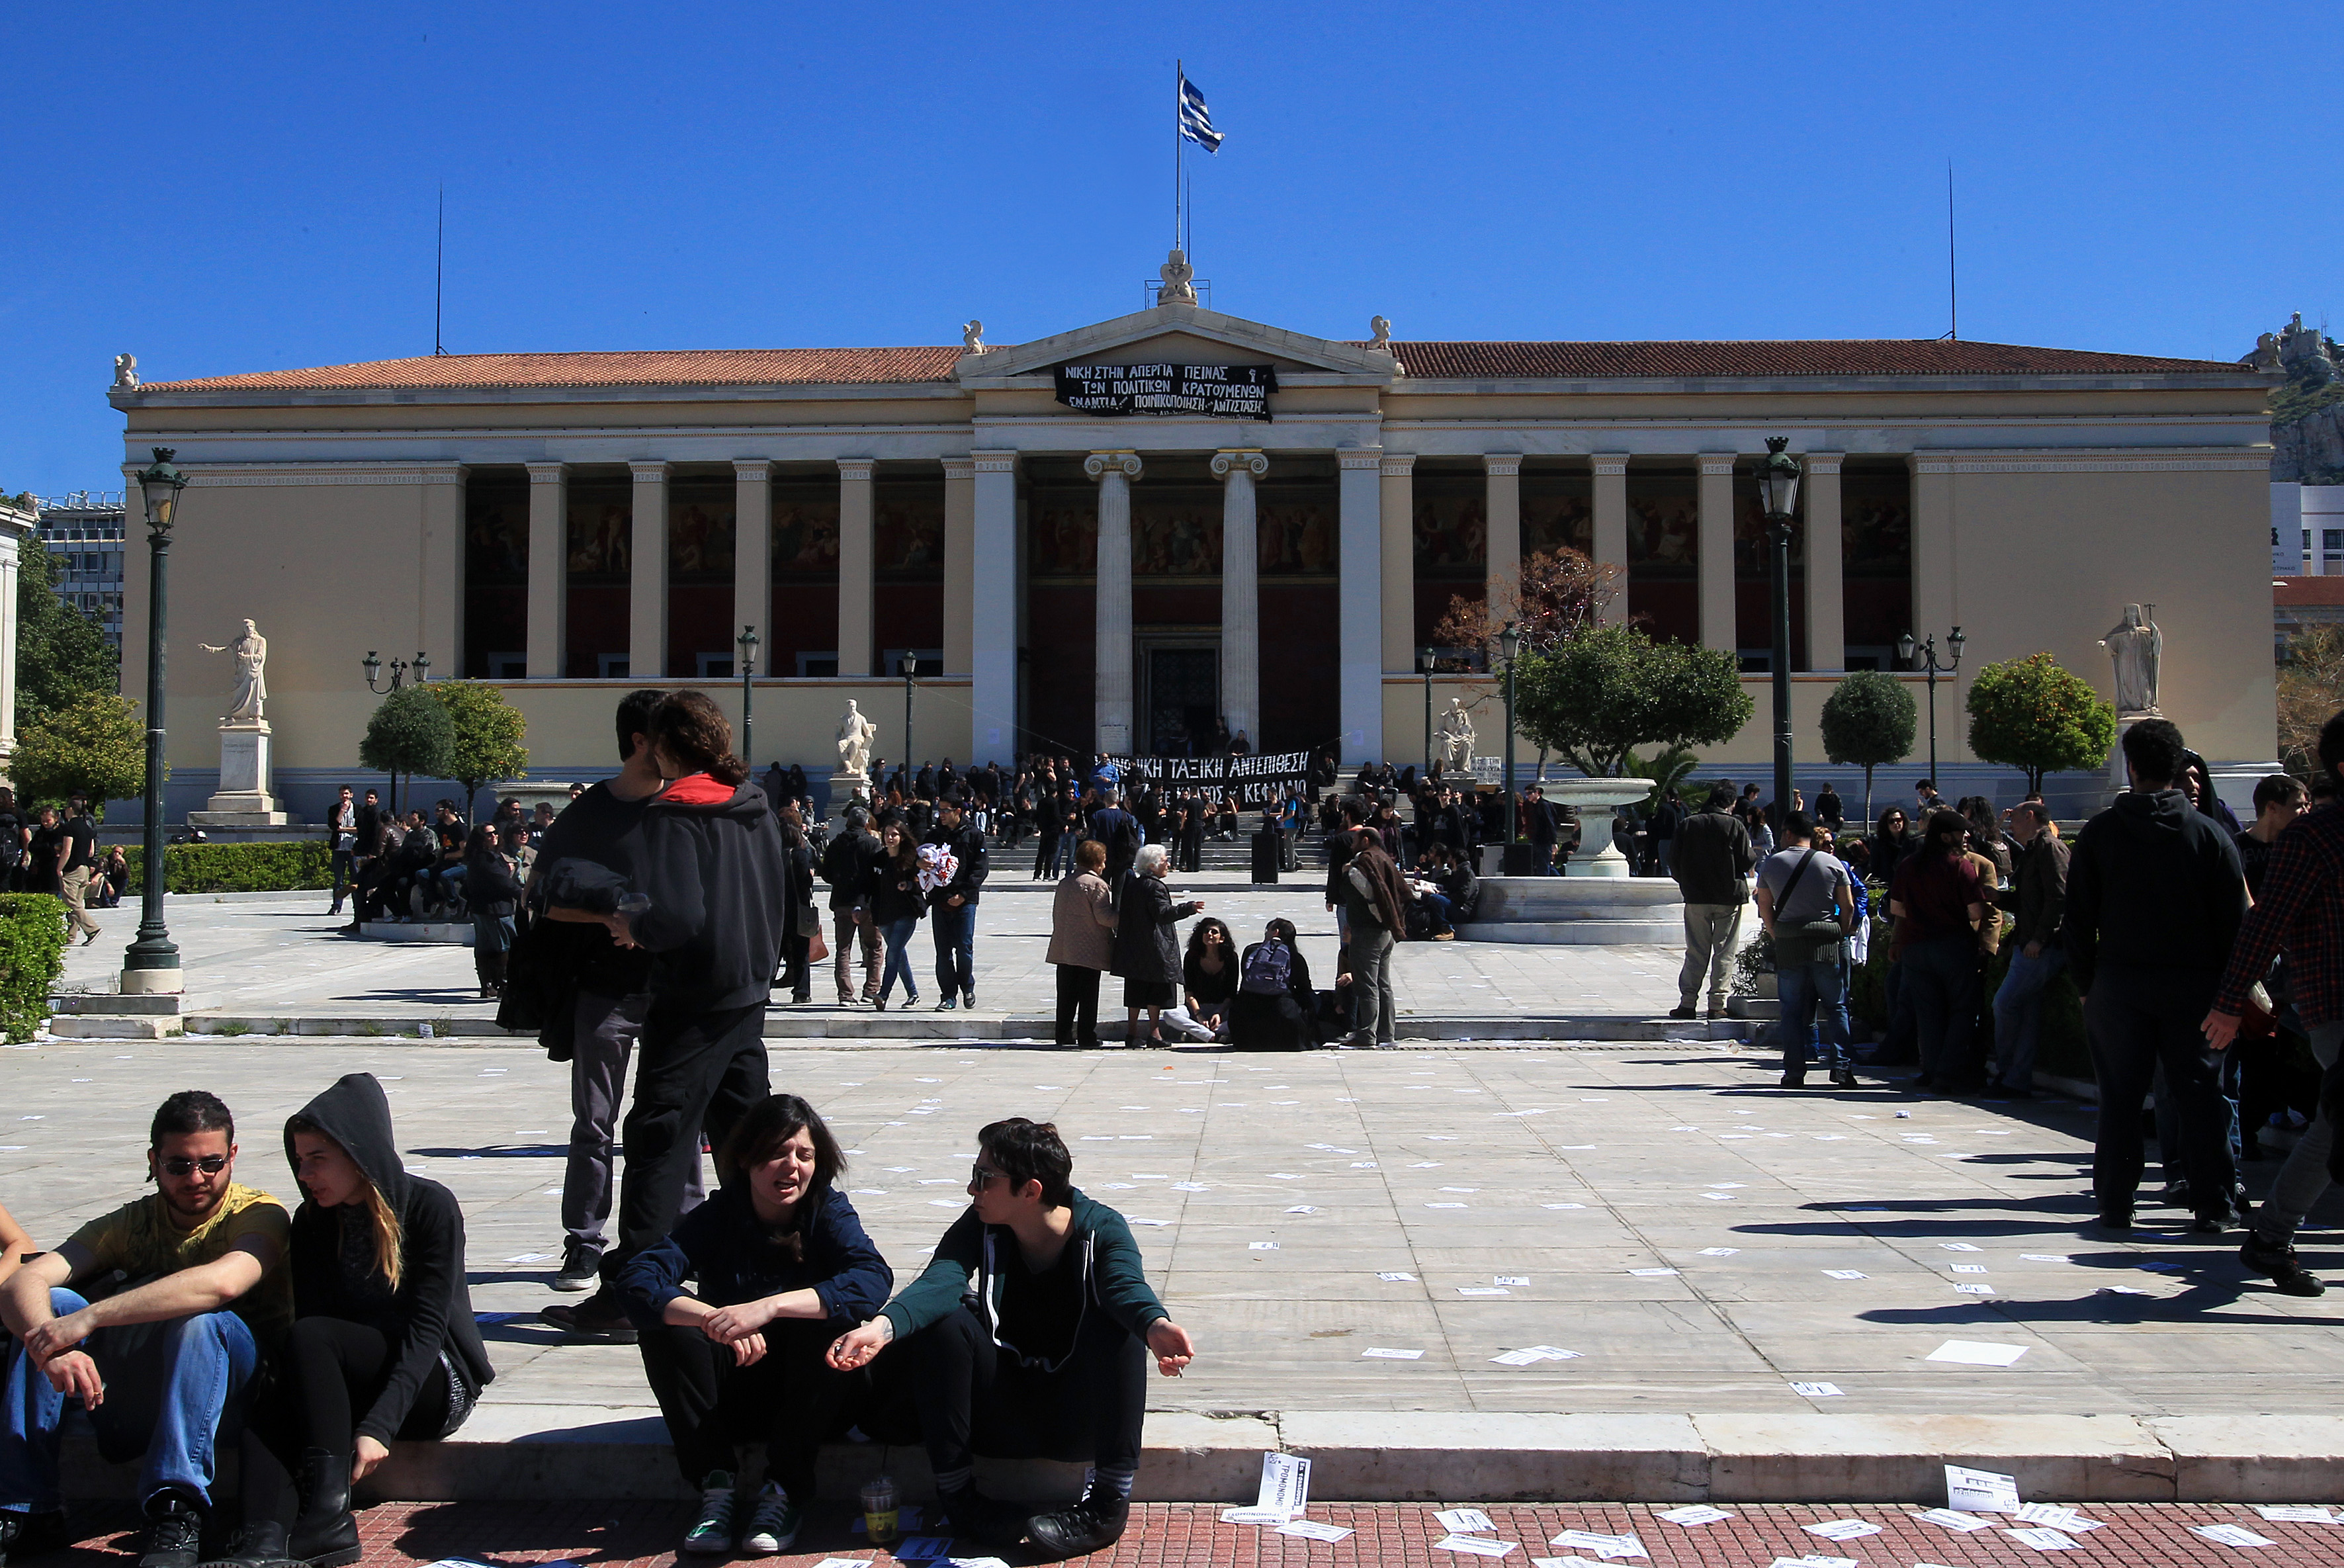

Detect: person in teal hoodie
825,1118,1195,1559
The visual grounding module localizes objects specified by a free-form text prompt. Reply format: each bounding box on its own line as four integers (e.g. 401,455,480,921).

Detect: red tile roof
1371,339,2243,378
137,337,2245,394
141,347,964,392
2277,576,2344,606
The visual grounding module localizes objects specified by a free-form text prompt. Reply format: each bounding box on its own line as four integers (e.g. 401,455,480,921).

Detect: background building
34,490,126,651
112,275,2282,821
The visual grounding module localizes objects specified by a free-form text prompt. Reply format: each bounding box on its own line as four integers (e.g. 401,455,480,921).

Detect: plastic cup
861,1476,898,1544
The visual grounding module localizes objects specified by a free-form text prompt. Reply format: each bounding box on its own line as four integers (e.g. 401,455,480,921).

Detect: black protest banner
1108,751,1311,807
1053,363,1278,420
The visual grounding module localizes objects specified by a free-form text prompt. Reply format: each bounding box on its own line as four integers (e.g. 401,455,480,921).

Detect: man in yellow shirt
0,1092,292,1568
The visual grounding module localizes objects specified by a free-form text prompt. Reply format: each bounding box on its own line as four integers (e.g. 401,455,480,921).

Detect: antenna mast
434,185,447,356
1944,161,1958,343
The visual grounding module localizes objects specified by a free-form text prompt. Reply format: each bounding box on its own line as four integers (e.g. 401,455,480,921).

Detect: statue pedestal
824,769,872,835
190,720,298,828
2101,713,2157,806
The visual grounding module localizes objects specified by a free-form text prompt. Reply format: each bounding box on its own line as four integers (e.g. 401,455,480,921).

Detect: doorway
1140,640,1219,756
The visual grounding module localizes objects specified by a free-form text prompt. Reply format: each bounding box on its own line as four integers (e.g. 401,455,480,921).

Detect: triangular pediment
959,301,1398,383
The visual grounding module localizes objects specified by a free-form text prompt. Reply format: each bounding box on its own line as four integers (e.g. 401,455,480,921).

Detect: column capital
629,460,672,483
940,456,976,481
1336,447,1384,472
1084,451,1143,482
1211,448,1268,479
1592,453,1629,477
1379,453,1417,478
527,462,568,484
417,461,469,484
1802,451,1845,476
1482,453,1522,477
836,457,877,480
732,459,773,480
971,449,1020,475
1698,454,1739,477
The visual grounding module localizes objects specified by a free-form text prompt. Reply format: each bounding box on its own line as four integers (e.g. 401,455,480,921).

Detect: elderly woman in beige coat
1047,838,1117,1047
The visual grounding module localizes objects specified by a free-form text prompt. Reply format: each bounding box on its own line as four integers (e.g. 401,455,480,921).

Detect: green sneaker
681,1471,739,1555
737,1482,801,1555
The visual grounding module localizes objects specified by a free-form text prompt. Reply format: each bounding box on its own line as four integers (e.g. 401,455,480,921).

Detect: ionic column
942,457,976,676
1802,453,1845,672
1697,454,1737,655
1379,453,1415,672
1593,454,1629,627
1085,451,1142,753
1338,447,1385,764
732,461,771,675
525,463,567,678
1212,449,1267,747
628,460,670,678
836,458,876,677
970,451,1019,761
420,462,469,676
1484,453,1522,625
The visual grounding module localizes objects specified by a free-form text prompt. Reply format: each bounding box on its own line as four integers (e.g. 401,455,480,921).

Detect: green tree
358,687,455,813
10,693,149,814
1819,669,1918,824
15,541,119,730
1965,652,2118,795
1513,624,1752,778
421,680,529,815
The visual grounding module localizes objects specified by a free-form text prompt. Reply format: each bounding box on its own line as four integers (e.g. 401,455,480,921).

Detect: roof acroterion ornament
1158,248,1197,306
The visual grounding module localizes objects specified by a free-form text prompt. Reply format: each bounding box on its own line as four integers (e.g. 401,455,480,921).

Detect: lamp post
1416,646,1436,773
736,625,760,767
361,650,431,693
123,448,185,994
1498,621,1521,851
1757,437,1804,823
1896,626,1966,793
900,652,919,779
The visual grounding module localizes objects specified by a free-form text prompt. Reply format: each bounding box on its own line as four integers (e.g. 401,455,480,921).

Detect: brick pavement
30,1499,2344,1568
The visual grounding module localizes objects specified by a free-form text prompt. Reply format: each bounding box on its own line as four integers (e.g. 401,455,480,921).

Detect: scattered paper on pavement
2004,1526,2079,1549
2191,1524,2277,1548
1801,1520,1880,1540
1275,1520,1352,1542
1434,1535,1516,1557
1929,1340,2029,1367
1363,1346,1424,1359
2257,1505,2344,1522
1790,1381,1843,1397
2015,1504,2101,1532
1436,1508,1495,1534
1914,1508,1993,1531
1546,1529,1645,1558
1945,1464,2022,1512
1655,1506,1733,1526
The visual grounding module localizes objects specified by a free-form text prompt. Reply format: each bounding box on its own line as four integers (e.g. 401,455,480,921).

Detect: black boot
138,1495,205,1568
1025,1489,1130,1559
286,1450,359,1568
196,1522,296,1568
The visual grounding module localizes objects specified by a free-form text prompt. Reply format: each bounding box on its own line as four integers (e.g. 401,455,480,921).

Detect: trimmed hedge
0,893,69,1043
122,840,333,894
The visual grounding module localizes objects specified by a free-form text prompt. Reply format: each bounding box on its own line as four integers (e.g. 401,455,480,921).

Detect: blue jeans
1776,957,1852,1073
1,1287,259,1512
1053,836,1078,877
1991,944,2067,1092
932,902,975,998
879,916,920,1003
1418,890,1454,932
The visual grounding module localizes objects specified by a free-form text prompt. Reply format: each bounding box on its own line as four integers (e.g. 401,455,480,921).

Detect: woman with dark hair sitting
617,1094,890,1557
1181,917,1240,1040
224,1073,492,1568
1229,917,1319,1051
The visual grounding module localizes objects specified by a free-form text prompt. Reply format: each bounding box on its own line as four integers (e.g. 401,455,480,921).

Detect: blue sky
5,1,2337,497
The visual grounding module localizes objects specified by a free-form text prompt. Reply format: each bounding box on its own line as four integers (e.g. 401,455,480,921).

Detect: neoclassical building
114,268,2279,816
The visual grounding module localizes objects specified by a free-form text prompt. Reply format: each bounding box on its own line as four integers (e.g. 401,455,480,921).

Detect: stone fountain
1457,775,1686,943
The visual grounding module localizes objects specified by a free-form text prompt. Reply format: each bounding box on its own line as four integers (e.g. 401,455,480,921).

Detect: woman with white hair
1109,844,1203,1045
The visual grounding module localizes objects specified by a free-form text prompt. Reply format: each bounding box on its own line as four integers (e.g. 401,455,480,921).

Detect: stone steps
46,990,185,1039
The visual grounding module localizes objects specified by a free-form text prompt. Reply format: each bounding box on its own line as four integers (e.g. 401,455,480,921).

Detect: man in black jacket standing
822,806,883,1004
926,797,989,1011
1669,783,1756,1021
2066,719,2248,1233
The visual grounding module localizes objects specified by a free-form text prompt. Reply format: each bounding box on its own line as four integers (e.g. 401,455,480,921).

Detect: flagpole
1174,59,1184,253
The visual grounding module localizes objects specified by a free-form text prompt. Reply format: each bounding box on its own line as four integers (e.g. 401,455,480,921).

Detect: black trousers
601,1000,770,1286
902,1303,1146,1481
246,1315,462,1525
1054,965,1102,1045
638,1318,844,1495
2085,965,2236,1217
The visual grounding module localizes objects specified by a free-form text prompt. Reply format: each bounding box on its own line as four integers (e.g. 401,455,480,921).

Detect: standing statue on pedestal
2099,603,2162,717
835,699,877,780
198,619,269,722
1434,697,1477,772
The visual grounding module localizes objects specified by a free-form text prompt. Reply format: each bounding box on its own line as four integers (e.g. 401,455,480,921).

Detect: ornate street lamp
361,650,431,693
1897,626,1966,795
736,625,760,766
900,651,919,781
1498,621,1521,851
1416,646,1436,773
1757,437,1804,822
124,448,185,994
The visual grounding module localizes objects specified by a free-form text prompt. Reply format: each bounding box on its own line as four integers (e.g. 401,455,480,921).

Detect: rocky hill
2251,314,2344,482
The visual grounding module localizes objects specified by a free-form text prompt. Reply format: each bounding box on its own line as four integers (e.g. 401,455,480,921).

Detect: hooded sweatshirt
630,772,793,1011
2064,786,2247,994
283,1073,494,1446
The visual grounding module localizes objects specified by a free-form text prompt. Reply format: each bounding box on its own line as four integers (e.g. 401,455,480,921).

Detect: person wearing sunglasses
0,1092,292,1568
824,1117,1196,1559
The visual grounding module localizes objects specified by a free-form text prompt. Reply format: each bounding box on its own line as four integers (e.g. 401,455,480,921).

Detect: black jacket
923,819,990,907
1671,805,1757,904
613,1182,892,1333
282,1073,493,1444
1111,873,1186,984
820,829,879,914
1996,831,2069,949
2065,787,2247,992
464,851,523,913
864,849,928,926
632,773,792,1011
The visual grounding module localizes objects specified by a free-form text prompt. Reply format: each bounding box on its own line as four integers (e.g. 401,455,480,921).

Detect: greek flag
1178,71,1222,153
